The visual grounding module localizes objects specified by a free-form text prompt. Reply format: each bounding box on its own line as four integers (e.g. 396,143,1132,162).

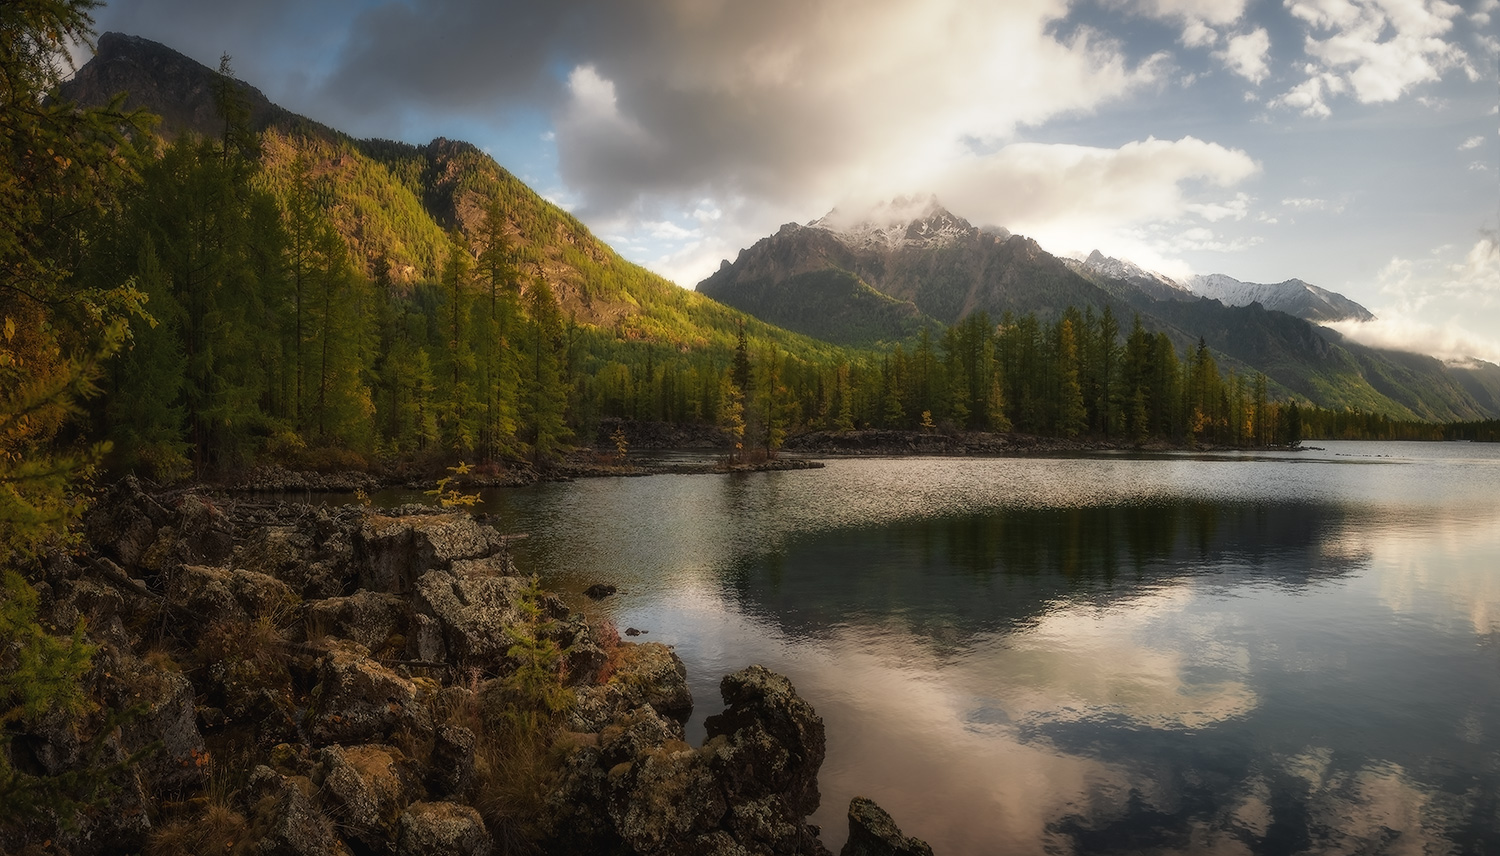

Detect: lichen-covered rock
426,724,475,798
395,801,491,856
355,513,508,594
566,642,692,732
544,666,827,856
412,570,528,665
170,564,298,627
107,649,207,794
839,797,933,856
251,773,347,856
305,640,432,746
552,613,608,685
316,744,421,854
606,736,727,856
84,475,166,568
705,665,825,819
304,590,410,654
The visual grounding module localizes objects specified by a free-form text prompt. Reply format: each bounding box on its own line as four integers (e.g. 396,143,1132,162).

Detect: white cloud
1333,238,1500,361
1279,0,1470,114
931,136,1259,238
1327,316,1500,364
1281,196,1348,214
1216,28,1272,83
1459,135,1485,150
1272,72,1346,117
1181,20,1220,46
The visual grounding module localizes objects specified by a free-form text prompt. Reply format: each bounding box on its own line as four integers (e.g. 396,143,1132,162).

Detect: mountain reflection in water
364,442,1500,855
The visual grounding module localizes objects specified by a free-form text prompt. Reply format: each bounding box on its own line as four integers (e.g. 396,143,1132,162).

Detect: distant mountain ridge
1184,273,1376,324
704,198,1500,421
1070,251,1375,325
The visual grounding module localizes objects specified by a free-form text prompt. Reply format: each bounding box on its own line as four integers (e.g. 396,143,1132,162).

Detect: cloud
1327,237,1500,362
1459,135,1485,150
543,2,1174,224
1279,0,1471,114
932,136,1259,236
1326,315,1500,364
1215,27,1272,83
1272,70,1347,117
1181,20,1220,47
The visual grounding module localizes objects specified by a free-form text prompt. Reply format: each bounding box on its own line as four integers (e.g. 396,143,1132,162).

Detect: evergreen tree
1054,318,1087,438
521,276,571,462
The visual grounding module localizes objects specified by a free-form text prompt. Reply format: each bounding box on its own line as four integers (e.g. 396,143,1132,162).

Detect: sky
85,0,1500,363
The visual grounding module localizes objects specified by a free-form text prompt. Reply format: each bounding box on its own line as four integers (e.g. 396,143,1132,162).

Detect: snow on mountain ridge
1186,273,1376,324
810,194,975,251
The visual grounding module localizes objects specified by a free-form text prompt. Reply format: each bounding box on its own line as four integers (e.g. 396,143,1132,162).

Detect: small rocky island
4,479,930,856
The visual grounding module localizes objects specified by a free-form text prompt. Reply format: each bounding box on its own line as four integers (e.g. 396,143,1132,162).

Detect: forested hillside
39,31,1491,485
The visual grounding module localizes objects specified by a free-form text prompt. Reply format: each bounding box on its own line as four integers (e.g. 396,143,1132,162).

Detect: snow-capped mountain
1185,274,1375,324
809,194,975,251
1074,250,1195,304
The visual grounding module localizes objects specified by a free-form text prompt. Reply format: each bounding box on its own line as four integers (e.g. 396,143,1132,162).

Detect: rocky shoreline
4,479,929,856
785,428,1299,457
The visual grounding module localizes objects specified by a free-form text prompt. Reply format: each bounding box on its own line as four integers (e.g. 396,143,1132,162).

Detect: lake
378,440,1500,854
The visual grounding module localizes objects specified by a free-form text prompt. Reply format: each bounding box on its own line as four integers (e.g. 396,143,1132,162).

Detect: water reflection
357,442,1500,854
721,502,1365,646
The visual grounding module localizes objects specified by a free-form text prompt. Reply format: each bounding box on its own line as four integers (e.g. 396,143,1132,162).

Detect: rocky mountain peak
809,194,975,251
60,32,297,140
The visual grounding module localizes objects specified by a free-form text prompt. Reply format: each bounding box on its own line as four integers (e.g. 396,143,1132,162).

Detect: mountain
60,33,845,363
61,32,332,140
699,198,1123,345
1070,250,1195,304
705,199,1500,421
1184,273,1375,324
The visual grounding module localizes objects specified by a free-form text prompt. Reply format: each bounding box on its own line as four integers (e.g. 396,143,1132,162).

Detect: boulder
704,665,825,822
395,802,492,856
355,513,508,594
170,564,298,628
566,642,692,733
84,475,166,568
426,724,476,798
840,798,933,856
304,590,410,653
306,640,432,746
106,647,208,795
316,744,421,854
412,570,528,665
544,666,826,856
251,773,347,856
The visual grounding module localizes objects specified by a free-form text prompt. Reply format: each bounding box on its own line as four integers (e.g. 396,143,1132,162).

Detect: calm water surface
385,440,1500,854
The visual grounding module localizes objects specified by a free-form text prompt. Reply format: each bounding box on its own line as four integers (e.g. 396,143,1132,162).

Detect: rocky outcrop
3,483,933,856
305,640,433,746
396,802,491,856
840,797,934,856
567,642,693,732
545,665,830,856
356,511,515,594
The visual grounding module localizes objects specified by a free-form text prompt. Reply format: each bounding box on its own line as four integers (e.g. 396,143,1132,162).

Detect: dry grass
147,762,250,856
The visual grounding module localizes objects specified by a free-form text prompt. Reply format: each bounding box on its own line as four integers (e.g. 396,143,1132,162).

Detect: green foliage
426,461,480,507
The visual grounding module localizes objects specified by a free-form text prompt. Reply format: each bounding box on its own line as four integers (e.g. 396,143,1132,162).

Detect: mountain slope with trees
706,201,1500,422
